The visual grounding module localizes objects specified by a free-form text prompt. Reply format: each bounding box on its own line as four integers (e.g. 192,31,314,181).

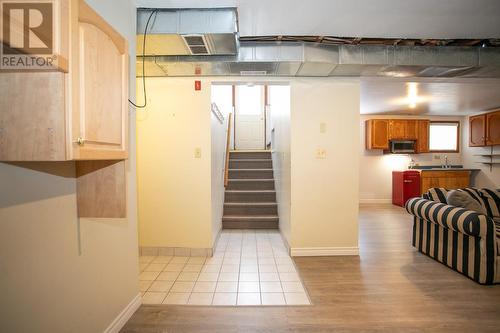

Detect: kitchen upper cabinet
486,110,500,146
469,110,500,147
366,118,430,152
389,120,407,140
389,120,418,140
469,114,486,147
0,0,128,162
366,119,389,149
416,120,429,153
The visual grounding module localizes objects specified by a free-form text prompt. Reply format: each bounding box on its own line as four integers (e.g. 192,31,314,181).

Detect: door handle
404,180,412,183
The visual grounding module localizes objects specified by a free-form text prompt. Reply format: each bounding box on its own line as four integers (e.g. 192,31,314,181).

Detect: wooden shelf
474,154,500,157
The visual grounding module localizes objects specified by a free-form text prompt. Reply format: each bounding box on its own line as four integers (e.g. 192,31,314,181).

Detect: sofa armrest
405,198,494,238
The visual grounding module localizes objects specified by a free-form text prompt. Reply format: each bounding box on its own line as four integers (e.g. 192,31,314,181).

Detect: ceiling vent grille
182,35,210,55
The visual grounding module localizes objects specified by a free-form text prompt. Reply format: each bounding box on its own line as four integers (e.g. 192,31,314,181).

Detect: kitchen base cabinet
420,170,471,195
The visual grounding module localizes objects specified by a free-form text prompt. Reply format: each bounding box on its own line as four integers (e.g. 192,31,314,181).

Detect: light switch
316,148,326,159
195,148,202,158
320,122,327,133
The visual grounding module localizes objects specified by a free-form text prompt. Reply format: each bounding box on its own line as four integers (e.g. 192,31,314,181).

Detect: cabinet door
72,4,128,160
486,110,500,146
366,120,389,149
389,120,407,140
0,73,67,161
405,120,418,140
416,120,429,153
469,114,486,147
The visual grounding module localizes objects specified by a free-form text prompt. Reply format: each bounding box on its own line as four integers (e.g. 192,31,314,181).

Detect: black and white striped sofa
405,188,500,285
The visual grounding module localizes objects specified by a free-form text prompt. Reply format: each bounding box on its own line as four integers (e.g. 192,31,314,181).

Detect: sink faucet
444,155,449,169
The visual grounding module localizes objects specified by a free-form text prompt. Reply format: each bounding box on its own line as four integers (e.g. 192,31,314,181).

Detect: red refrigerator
392,170,421,207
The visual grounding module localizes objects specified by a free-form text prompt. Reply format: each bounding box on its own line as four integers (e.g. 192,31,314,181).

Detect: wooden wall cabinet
0,0,129,218
486,111,500,146
389,120,418,140
0,0,129,162
366,119,429,152
469,110,500,147
420,170,471,195
416,120,430,153
366,119,389,149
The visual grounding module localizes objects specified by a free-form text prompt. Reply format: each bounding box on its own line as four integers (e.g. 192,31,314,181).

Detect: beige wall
462,116,500,188
137,78,214,249
210,87,230,244
359,115,464,203
269,85,292,245
290,79,360,252
137,77,361,255
0,1,139,332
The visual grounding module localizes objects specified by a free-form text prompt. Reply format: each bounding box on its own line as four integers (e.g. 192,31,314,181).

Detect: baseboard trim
359,198,392,204
103,293,141,333
291,247,359,257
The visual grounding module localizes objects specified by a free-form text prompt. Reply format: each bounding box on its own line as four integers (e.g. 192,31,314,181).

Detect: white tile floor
139,230,311,306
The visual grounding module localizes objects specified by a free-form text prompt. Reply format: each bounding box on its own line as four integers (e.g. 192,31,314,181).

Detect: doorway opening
212,84,269,151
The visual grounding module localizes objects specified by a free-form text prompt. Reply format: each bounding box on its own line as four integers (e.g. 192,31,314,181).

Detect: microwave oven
390,140,416,154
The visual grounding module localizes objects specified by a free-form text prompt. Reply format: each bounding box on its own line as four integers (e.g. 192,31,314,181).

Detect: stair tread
223,215,279,219
224,202,277,206
225,190,276,193
230,150,271,153
229,168,273,171
228,179,274,182
230,159,271,162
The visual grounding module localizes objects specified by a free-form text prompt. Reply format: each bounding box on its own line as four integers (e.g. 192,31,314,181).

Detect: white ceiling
361,78,500,115
136,0,500,39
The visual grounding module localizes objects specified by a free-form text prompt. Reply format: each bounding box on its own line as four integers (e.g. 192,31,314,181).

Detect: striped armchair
405,188,500,285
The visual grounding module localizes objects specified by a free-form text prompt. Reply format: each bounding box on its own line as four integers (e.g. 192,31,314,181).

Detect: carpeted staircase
223,151,279,229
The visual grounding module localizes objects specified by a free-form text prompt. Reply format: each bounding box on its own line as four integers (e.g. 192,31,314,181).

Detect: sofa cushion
426,188,449,203
446,190,487,215
494,217,500,256
480,189,500,219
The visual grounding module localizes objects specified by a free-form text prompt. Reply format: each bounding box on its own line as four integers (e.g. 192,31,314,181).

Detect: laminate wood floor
122,204,500,333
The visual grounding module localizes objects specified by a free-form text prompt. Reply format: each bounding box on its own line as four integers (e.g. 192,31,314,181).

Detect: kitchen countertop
408,167,481,172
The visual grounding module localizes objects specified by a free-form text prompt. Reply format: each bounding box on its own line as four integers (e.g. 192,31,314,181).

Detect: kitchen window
429,121,460,152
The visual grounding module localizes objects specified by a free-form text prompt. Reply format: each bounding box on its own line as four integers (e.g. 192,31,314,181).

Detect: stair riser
225,192,276,203
223,221,279,229
229,160,273,169
224,205,278,215
230,152,271,160
229,169,273,179
226,181,275,191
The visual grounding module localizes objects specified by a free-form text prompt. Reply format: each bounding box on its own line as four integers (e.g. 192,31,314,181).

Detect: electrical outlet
316,148,326,159
194,148,202,158
433,154,441,160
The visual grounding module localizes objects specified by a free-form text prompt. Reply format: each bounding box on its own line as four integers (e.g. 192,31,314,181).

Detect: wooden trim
429,120,460,153
291,247,360,257
103,294,142,333
232,85,236,150
224,112,233,188
264,85,268,149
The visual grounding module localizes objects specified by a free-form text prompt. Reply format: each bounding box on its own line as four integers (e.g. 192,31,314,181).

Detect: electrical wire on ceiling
128,9,158,109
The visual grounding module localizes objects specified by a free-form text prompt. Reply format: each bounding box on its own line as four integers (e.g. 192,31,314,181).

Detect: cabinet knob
76,137,85,146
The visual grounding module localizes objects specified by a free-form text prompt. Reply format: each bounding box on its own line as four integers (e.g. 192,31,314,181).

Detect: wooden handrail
224,113,233,187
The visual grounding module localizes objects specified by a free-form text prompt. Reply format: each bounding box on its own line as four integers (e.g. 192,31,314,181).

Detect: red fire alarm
195,80,201,91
